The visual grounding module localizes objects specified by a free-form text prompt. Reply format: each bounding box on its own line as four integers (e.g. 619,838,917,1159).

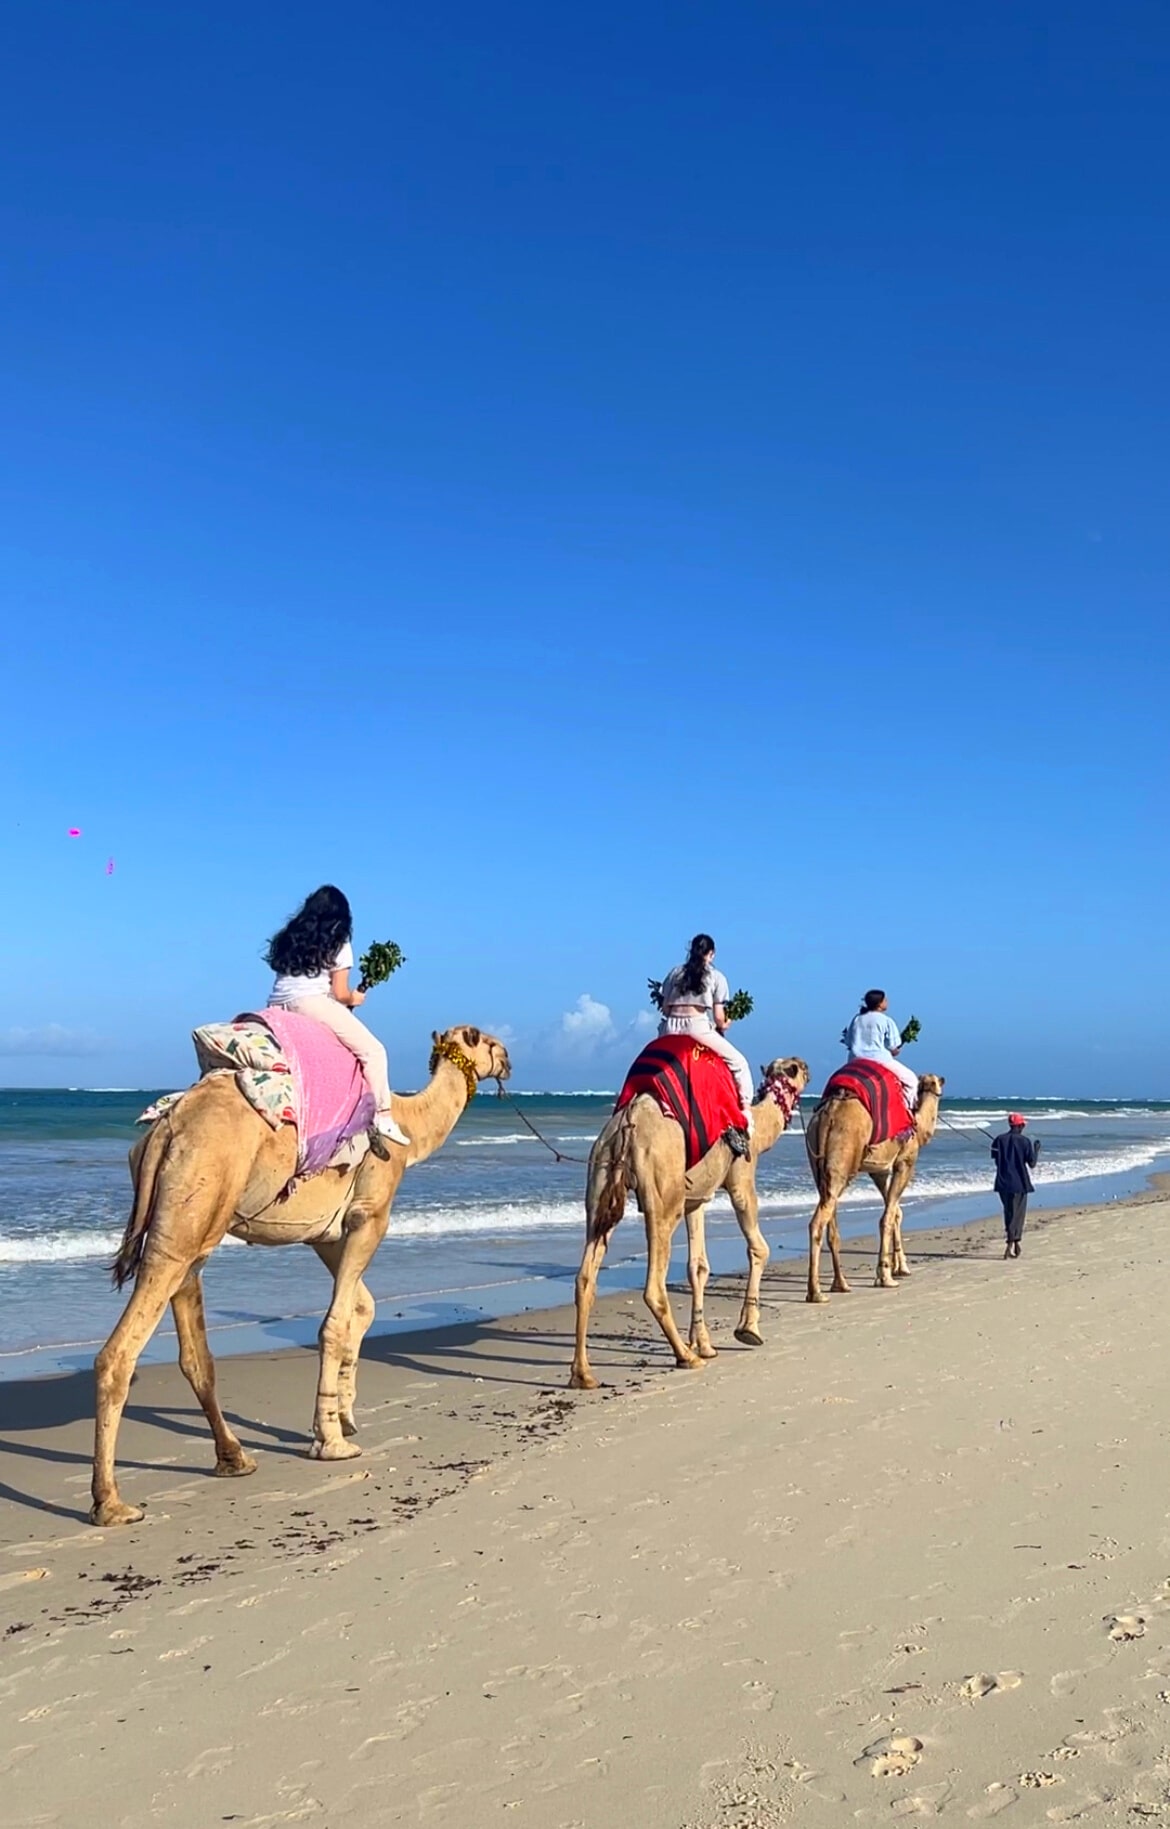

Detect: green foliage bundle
724,989,754,1024
358,940,407,994
899,1014,922,1046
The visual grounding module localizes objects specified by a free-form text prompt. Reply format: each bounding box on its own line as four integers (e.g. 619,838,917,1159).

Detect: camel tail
111,1119,169,1289
585,1108,634,1242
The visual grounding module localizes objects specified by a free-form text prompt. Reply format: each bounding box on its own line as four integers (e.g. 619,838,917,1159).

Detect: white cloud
0,1024,107,1057
560,994,616,1048
631,1008,657,1035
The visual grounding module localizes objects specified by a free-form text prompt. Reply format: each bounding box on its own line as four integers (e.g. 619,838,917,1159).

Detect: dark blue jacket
991,1129,1039,1195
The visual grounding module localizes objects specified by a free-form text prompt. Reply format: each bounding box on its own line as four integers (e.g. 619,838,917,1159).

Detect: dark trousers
999,1191,1028,1245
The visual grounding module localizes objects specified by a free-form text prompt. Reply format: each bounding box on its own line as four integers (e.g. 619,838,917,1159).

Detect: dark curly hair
680,933,716,998
265,885,353,978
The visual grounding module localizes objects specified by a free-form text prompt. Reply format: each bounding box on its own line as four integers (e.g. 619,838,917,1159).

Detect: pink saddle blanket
258,1007,375,1175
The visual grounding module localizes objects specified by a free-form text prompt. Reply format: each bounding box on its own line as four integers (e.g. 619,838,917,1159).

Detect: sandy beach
5,1187,1170,1827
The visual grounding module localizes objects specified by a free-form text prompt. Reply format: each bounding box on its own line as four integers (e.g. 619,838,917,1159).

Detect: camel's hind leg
685,1203,717,1360
91,1258,193,1526
570,1223,614,1391
312,1239,375,1436
807,1185,848,1303
171,1265,256,1478
643,1194,702,1371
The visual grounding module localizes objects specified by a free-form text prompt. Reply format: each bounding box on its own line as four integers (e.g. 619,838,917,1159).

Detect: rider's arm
713,1000,728,1033
330,967,365,1008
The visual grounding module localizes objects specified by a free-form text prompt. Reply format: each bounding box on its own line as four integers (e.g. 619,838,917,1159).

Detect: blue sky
2,1,1167,1096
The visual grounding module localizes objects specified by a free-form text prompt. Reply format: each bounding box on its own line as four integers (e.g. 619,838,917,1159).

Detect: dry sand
4,1188,1170,1827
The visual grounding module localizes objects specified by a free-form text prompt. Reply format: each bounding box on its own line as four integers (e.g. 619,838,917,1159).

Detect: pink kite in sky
67,827,81,837
106,858,115,875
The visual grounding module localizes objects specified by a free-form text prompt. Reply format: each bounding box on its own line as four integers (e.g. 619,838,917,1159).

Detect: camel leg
872,1166,902,1288
685,1203,717,1360
807,1193,841,1303
310,1211,389,1459
171,1265,257,1478
826,1210,851,1294
312,1239,375,1435
891,1195,911,1277
91,1257,192,1526
569,1226,612,1390
728,1171,769,1345
643,1201,702,1371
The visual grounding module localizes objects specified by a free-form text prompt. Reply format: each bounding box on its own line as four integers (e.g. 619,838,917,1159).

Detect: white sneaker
374,1114,411,1148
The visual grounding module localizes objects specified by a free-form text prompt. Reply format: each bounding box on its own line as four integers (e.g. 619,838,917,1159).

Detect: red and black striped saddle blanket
820,1058,915,1144
615,1033,746,1169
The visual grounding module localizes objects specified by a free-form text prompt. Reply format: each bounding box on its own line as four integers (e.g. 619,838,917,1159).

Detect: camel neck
396,1060,470,1164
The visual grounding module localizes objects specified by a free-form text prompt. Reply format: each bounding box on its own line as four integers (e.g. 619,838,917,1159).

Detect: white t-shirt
270,940,353,1007
660,962,730,1015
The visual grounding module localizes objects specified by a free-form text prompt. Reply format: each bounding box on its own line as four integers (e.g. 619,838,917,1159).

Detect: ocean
3,1088,1169,1381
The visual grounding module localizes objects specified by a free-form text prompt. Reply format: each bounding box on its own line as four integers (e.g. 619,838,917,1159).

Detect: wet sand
4,1187,1170,1826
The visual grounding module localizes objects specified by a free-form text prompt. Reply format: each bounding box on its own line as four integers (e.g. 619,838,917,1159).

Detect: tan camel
804,1072,945,1303
569,1057,809,1390
90,1026,510,1526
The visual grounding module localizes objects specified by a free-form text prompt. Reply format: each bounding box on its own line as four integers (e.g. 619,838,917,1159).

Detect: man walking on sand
991,1114,1040,1259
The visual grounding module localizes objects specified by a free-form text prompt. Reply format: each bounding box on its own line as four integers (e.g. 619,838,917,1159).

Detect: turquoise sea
2,1088,1169,1380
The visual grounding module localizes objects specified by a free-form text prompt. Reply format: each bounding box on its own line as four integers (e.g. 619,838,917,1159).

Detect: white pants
661,1015,754,1119
854,1050,918,1111
283,996,393,1112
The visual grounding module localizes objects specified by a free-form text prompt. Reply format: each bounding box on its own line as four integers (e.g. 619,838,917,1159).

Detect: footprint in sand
1106,1613,1147,1641
960,1671,1024,1699
857,1735,924,1778
1019,1771,1061,1787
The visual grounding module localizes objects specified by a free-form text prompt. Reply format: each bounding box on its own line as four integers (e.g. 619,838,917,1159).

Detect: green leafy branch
899,1014,922,1046
724,989,754,1024
358,940,407,994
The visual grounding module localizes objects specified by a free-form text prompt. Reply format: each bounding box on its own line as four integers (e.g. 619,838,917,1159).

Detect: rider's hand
349,988,367,1008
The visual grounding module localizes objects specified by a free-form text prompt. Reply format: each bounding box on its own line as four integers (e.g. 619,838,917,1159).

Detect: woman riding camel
657,933,754,1131
265,884,410,1148
841,988,919,1114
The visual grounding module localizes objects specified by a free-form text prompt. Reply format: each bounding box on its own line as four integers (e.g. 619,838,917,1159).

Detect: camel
804,1072,945,1303
90,1026,510,1527
569,1057,809,1390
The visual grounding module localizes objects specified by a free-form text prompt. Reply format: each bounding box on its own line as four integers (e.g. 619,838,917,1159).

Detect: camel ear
463,1026,481,1047
432,1030,441,1047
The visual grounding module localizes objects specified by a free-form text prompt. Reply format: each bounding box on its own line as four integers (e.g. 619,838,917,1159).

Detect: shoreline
6,1180,1170,1823
5,1157,1170,1384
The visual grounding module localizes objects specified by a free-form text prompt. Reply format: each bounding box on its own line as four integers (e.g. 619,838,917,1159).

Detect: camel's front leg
727,1171,769,1345
171,1265,257,1477
684,1202,717,1359
311,1209,388,1459
871,1166,903,1288
643,1201,703,1370
312,1240,375,1435
92,1259,191,1525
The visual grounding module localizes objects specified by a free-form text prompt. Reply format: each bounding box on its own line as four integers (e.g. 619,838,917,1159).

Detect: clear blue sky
2,2,1167,1096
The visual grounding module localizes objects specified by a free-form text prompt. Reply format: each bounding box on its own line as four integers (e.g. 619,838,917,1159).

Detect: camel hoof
733,1327,764,1347
674,1351,705,1371
695,1342,718,1360
876,1275,896,1289
340,1415,358,1438
831,1281,851,1295
806,1292,829,1304
214,1452,258,1478
308,1439,363,1461
568,1369,599,1392
89,1499,145,1528
894,1265,912,1278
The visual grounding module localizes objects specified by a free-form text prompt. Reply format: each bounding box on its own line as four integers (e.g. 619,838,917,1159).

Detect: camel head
429,1026,512,1100
916,1073,945,1100
756,1056,810,1117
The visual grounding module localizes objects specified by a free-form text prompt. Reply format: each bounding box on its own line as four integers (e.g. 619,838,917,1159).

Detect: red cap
1008,1112,1026,1127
